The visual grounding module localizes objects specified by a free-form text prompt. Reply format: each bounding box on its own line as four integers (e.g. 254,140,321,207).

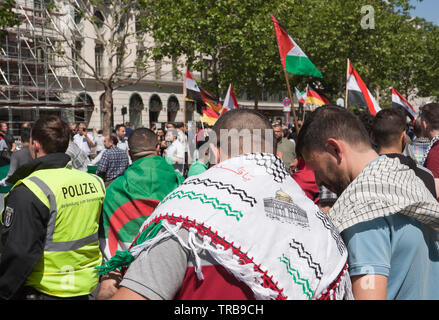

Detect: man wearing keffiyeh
100,109,353,300
297,105,439,300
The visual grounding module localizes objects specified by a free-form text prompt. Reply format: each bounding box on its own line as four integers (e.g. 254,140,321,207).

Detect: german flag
305,86,330,106
201,106,220,126
200,87,222,114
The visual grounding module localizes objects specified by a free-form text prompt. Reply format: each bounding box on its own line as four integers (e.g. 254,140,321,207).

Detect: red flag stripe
108,199,160,256
271,15,294,70
348,61,379,115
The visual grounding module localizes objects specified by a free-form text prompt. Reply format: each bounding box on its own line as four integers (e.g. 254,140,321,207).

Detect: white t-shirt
165,140,185,164
73,133,95,156
96,134,105,153
117,139,129,152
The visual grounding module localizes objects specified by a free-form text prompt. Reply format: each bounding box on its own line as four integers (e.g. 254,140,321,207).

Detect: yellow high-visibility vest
3,167,105,297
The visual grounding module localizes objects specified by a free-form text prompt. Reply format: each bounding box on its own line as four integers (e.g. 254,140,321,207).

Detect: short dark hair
421,103,439,131
20,127,31,143
413,117,425,138
296,105,371,157
115,124,126,132
128,128,158,161
109,134,119,145
211,109,275,157
372,108,406,149
31,115,70,154
357,110,375,137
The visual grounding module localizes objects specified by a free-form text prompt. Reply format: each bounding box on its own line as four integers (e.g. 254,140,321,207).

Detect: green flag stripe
117,216,150,242
285,55,322,78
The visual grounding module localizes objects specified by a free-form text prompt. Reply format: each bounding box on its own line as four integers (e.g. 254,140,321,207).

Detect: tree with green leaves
138,0,287,109
138,0,439,110
0,0,18,43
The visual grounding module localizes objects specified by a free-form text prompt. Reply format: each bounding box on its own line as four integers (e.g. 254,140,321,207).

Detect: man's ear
326,138,343,164
401,131,407,151
31,139,41,159
422,119,429,134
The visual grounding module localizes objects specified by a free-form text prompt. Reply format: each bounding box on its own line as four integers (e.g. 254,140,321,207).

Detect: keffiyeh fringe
97,219,279,300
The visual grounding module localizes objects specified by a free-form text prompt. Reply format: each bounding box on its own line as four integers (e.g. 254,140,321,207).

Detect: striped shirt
404,137,430,166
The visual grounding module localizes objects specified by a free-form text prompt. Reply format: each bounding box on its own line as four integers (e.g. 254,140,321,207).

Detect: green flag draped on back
99,155,183,261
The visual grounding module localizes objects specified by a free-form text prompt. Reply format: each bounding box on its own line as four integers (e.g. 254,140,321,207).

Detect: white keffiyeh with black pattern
123,153,353,300
329,156,439,233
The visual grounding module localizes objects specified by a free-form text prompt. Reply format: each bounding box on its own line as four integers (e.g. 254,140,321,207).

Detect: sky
409,0,439,25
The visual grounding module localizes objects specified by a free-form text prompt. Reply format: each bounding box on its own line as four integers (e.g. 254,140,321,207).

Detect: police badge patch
3,206,14,227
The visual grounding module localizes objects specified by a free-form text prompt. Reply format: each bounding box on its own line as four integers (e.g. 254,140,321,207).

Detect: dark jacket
0,153,70,299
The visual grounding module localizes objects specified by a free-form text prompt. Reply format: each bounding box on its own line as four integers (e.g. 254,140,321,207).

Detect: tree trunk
375,87,380,105
102,86,114,136
254,95,259,111
253,86,261,111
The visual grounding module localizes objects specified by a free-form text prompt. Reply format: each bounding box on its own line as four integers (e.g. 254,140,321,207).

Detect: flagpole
283,70,299,133
183,69,187,124
345,59,349,109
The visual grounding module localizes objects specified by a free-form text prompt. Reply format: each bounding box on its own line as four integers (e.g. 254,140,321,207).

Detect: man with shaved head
96,128,183,300
101,109,353,300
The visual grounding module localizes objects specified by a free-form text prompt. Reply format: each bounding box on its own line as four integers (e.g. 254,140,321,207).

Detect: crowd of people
0,102,439,300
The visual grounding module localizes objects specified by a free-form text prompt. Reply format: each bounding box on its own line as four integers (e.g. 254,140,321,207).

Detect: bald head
211,109,275,161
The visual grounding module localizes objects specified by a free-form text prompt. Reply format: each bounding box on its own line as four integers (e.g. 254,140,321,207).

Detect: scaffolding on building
0,0,90,137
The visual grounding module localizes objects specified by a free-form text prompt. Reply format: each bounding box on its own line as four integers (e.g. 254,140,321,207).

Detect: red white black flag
185,69,205,114
392,88,417,120
222,84,239,112
347,60,381,115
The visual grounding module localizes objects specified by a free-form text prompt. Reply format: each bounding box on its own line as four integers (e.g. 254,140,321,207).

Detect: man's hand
96,271,123,300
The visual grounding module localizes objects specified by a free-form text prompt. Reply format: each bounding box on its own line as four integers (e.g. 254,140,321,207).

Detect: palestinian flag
347,60,381,115
305,85,330,106
201,106,220,126
99,156,183,261
185,70,206,114
222,84,240,112
392,88,417,120
295,87,306,104
272,15,322,78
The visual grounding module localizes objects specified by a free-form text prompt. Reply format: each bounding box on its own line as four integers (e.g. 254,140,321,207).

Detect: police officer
0,115,105,300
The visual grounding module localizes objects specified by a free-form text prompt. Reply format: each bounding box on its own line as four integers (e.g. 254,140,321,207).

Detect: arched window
185,100,195,122
149,94,162,128
167,95,179,123
93,9,105,29
129,93,143,129
74,92,94,124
